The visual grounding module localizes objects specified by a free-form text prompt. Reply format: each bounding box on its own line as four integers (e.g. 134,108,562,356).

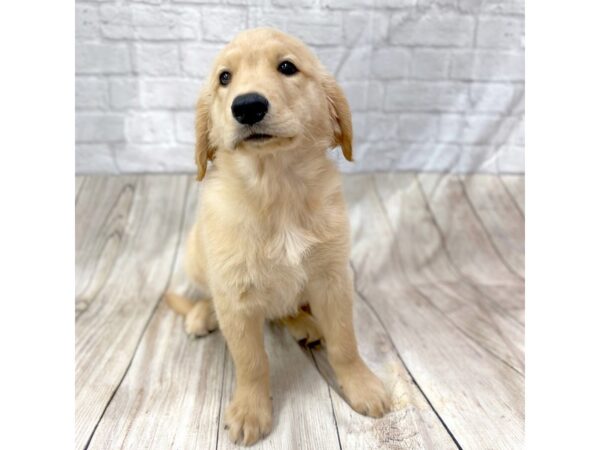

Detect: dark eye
219,71,231,86
277,61,298,76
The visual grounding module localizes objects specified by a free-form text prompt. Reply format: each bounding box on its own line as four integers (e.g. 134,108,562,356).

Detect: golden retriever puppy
166,27,390,446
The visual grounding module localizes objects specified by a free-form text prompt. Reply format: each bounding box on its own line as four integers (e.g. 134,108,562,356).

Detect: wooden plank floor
75,173,524,450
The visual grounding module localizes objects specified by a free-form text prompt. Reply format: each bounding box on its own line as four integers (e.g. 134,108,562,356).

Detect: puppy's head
194,28,352,181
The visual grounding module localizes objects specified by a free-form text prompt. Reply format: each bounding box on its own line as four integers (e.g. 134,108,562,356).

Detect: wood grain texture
86,177,229,450
417,173,522,285
217,324,342,450
311,283,458,450
461,175,524,278
500,175,525,216
343,174,524,449
372,174,524,372
76,176,86,204
75,176,190,450
75,173,525,450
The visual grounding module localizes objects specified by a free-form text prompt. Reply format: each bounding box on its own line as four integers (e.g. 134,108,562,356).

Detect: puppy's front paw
184,301,218,338
339,364,390,418
224,393,273,446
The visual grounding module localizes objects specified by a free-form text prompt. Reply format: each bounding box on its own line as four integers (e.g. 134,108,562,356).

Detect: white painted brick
76,114,126,142
458,144,524,173
351,112,368,142
371,48,410,80
313,47,345,74
512,88,524,114
411,49,451,80
76,1,525,174
116,144,195,172
224,0,272,5
343,11,389,46
367,82,385,110
181,44,222,77
323,0,415,8
459,0,525,15
469,83,520,113
366,113,438,141
481,0,524,15
76,79,109,110
110,78,140,110
272,0,316,6
457,145,497,172
126,111,175,143
340,82,369,112
175,112,195,144
417,0,457,10
477,17,524,49
390,12,475,46
134,44,180,76
457,0,482,13
100,5,199,40
76,4,100,39
353,141,461,172
250,10,343,46
337,47,371,81
384,81,468,112
76,43,132,74
286,11,344,46
507,117,524,145
173,0,220,3
141,79,200,109
450,50,524,81
247,8,288,29
202,8,248,43
438,114,522,145
496,145,524,172
76,144,118,174
323,0,373,8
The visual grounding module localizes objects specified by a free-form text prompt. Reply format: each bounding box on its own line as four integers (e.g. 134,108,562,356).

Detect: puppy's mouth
244,133,273,142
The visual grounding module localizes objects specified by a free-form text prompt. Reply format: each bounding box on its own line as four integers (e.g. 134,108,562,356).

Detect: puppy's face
194,28,352,180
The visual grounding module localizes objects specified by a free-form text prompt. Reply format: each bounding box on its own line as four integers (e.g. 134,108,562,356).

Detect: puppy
166,28,390,446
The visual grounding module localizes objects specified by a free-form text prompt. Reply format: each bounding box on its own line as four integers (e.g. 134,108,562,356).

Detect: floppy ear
323,76,353,162
194,90,217,181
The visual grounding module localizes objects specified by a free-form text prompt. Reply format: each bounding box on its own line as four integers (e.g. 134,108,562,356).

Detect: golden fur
165,28,390,446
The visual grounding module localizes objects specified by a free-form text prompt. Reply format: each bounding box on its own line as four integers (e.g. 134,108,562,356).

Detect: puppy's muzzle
231,93,269,125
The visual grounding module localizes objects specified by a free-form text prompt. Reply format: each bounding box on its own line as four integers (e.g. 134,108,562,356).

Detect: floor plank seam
82,179,192,450
370,177,524,375
75,176,87,206
412,175,524,323
214,344,228,450
310,351,344,450
76,182,136,320
498,176,524,218
349,262,463,450
458,178,524,281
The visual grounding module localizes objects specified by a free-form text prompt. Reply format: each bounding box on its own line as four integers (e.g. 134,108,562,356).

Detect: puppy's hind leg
281,309,323,347
164,293,218,338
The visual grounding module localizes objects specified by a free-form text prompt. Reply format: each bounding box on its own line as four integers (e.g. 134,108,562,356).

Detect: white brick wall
76,0,524,174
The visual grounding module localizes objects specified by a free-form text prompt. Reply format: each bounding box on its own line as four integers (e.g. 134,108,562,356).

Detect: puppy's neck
215,146,338,210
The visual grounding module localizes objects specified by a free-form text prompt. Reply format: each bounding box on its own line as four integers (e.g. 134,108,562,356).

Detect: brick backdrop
75,0,524,174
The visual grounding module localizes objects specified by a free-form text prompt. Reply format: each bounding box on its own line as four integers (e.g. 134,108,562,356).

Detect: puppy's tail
164,292,195,316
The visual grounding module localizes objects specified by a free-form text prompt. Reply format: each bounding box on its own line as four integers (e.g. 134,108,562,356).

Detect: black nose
231,93,269,125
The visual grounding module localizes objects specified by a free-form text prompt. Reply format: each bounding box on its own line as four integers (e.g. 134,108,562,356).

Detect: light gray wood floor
75,173,524,450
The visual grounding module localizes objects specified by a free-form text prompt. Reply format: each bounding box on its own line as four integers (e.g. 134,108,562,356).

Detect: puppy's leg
281,310,323,346
216,299,272,446
164,293,218,338
306,270,391,417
